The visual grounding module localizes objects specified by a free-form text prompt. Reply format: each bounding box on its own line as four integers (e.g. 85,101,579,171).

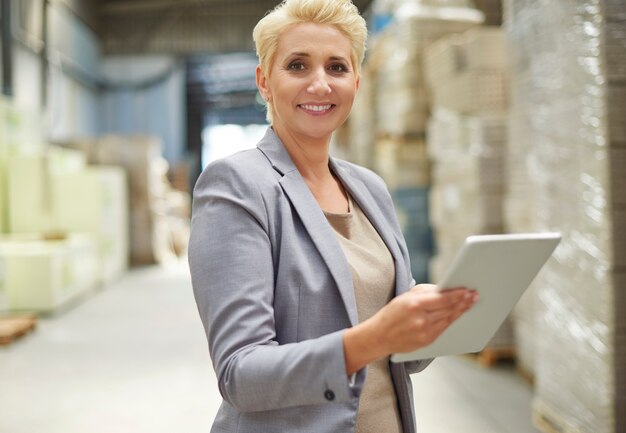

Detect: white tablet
391,232,561,363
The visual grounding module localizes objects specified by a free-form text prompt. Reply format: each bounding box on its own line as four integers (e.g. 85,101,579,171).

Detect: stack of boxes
425,27,513,349
0,98,129,313
57,135,191,267
362,0,483,283
425,27,508,277
98,135,172,266
502,0,541,377
504,0,626,431
373,0,484,139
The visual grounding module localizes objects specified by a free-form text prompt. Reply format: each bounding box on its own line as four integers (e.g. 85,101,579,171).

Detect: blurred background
0,1,624,432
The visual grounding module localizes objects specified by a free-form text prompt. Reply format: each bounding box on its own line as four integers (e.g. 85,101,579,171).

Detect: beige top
324,195,403,433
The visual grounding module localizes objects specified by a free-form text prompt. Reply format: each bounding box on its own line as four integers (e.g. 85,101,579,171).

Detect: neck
272,123,333,182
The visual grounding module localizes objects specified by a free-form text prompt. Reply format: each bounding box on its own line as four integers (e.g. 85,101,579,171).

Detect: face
256,23,360,142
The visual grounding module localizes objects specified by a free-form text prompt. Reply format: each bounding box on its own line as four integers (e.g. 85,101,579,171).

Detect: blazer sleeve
188,158,363,413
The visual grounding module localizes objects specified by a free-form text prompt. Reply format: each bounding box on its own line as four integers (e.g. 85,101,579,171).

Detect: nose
307,69,331,96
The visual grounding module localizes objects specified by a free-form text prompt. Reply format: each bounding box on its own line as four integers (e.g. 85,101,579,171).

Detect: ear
355,73,361,91
256,65,270,100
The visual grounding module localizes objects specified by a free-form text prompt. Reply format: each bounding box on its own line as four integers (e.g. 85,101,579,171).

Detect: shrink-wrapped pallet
425,28,512,351
7,151,130,285
370,0,483,136
427,111,508,280
503,0,626,431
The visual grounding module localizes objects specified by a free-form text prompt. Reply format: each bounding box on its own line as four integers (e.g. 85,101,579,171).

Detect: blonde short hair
253,0,368,122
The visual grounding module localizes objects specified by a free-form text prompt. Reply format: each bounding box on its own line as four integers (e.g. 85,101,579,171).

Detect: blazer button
324,390,335,401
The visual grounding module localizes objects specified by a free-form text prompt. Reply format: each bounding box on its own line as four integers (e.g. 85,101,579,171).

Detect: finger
409,284,438,293
423,300,472,325
414,289,476,311
431,297,476,327
438,286,470,292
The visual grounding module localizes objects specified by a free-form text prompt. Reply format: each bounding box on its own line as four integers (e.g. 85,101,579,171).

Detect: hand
343,284,479,374
371,284,479,354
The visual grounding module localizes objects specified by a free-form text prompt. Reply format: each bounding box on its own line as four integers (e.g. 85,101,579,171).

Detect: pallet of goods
424,26,513,355
503,0,626,431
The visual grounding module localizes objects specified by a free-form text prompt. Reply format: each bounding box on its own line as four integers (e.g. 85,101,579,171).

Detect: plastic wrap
606,21,626,82
503,0,625,431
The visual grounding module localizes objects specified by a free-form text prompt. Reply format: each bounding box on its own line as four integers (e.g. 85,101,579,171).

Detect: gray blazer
189,128,431,433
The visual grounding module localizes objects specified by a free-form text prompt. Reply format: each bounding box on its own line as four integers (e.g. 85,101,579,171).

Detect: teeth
301,104,332,112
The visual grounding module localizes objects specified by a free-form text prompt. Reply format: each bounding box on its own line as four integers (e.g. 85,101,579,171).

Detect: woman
188,1,478,432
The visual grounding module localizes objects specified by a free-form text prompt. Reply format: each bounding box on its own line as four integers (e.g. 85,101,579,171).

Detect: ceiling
96,0,375,55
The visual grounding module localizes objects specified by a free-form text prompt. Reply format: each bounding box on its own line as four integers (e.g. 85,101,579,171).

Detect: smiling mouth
298,104,335,113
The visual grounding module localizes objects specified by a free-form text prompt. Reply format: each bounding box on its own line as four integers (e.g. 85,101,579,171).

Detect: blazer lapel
330,159,407,297
257,129,359,326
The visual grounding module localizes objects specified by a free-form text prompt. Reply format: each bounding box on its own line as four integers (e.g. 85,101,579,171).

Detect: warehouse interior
0,0,624,432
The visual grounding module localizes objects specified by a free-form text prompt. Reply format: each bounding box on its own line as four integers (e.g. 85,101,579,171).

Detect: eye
328,63,349,73
287,61,305,71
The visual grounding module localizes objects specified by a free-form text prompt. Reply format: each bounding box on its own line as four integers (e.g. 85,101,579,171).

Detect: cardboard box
53,167,129,284
0,235,99,312
8,154,56,234
8,154,129,284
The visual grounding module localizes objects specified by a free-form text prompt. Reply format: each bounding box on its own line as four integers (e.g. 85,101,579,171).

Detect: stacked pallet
361,0,483,283
0,99,119,314
503,0,626,431
58,135,191,266
425,27,514,351
7,149,128,289
373,0,483,137
425,27,509,277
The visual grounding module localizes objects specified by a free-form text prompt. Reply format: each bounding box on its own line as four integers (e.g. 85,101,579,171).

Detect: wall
46,0,101,140
100,55,187,163
2,0,187,163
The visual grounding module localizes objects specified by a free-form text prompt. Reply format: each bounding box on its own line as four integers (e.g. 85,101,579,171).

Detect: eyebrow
287,52,349,62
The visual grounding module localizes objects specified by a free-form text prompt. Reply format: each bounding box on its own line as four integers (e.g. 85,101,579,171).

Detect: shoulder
332,157,398,220
332,158,389,194
194,148,278,196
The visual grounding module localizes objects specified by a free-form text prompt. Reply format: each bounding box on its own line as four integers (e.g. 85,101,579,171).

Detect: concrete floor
0,262,540,433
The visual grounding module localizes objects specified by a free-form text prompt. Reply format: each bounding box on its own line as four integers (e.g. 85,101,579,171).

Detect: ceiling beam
99,0,269,15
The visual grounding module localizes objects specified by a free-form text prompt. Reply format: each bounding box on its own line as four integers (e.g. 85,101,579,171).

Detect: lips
298,104,335,113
